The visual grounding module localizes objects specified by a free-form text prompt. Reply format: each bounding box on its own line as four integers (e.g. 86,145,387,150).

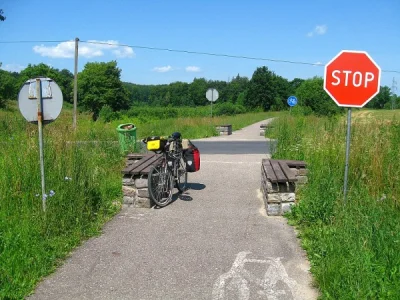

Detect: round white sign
206,88,219,102
18,77,63,124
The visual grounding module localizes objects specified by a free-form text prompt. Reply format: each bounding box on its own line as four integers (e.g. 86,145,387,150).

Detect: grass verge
268,111,400,299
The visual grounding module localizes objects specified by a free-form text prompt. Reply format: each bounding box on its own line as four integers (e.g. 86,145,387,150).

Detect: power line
0,40,68,44
81,40,322,67
1,39,400,74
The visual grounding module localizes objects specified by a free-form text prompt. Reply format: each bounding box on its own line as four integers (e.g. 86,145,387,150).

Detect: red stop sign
324,50,381,107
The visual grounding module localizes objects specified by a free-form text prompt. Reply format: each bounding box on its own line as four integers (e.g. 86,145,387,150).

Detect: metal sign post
206,88,219,118
343,108,352,203
18,77,63,212
35,79,47,211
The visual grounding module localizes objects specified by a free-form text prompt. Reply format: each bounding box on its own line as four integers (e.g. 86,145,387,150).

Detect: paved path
29,118,318,300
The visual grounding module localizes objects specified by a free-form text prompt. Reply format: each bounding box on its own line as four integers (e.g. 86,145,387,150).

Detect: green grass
0,103,277,299
268,111,400,299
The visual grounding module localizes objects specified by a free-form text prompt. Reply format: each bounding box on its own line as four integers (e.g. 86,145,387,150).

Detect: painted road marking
212,251,298,300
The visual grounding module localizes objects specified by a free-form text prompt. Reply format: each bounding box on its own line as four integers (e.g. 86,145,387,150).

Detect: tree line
0,60,398,118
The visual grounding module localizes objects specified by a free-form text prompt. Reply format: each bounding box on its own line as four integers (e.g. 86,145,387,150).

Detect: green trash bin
117,123,137,153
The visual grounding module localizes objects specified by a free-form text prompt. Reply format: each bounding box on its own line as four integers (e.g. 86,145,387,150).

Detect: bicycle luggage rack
121,153,163,208
261,159,308,216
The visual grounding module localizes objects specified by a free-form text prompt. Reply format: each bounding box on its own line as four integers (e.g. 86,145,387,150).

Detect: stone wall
122,175,153,208
261,162,308,216
215,125,232,135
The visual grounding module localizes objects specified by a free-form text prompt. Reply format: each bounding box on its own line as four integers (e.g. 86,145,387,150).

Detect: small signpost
287,95,297,113
206,88,219,118
324,50,381,203
18,77,63,211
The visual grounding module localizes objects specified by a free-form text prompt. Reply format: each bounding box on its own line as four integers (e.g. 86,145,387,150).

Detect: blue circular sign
287,96,298,107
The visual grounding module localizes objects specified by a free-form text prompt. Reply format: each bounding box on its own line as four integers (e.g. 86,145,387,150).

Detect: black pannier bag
183,140,200,172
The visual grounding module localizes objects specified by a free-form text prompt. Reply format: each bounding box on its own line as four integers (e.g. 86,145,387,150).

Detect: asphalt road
189,141,276,155
28,119,318,300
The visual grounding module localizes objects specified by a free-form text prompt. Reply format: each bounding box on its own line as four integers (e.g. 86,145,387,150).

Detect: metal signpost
206,88,219,118
323,50,381,204
18,77,63,211
287,95,298,113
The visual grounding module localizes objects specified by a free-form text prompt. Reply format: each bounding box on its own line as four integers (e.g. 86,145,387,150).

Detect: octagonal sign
324,50,381,108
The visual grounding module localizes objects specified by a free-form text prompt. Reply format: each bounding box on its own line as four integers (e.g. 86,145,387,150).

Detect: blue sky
1,0,399,89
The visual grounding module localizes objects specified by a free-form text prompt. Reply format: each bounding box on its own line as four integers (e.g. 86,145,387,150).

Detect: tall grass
0,106,276,299
268,112,400,299
0,113,123,299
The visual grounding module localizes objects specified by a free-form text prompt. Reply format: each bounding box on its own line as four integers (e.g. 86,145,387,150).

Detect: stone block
134,197,152,208
281,202,295,214
298,168,309,176
296,176,308,184
123,196,134,205
137,188,149,198
122,176,134,186
290,167,299,176
267,193,281,203
281,193,295,203
267,204,281,216
265,181,280,193
135,178,148,189
122,186,136,197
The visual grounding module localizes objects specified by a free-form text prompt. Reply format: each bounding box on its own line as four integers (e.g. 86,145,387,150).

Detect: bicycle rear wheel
148,162,173,207
176,157,188,193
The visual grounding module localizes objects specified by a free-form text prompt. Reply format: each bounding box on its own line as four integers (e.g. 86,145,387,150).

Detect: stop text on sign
331,70,374,88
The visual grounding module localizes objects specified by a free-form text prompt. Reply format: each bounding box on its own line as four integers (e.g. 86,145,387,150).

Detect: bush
98,105,121,123
214,102,246,116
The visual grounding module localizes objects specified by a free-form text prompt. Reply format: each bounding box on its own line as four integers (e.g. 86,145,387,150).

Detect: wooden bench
121,153,163,176
261,159,308,216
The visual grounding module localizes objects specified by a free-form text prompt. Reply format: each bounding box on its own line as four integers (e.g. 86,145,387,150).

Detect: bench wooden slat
141,158,163,174
122,153,161,174
122,153,155,174
131,155,163,175
270,160,288,182
126,153,147,159
278,161,297,182
263,159,278,183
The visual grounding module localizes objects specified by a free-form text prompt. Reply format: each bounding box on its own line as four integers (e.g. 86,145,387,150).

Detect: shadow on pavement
188,183,206,190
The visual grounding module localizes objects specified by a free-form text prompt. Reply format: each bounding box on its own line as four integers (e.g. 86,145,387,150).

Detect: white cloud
1,63,25,72
307,25,328,37
152,65,173,73
33,40,135,58
185,66,201,72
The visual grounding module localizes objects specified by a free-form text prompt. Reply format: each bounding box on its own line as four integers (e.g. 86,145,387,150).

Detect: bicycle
142,132,188,207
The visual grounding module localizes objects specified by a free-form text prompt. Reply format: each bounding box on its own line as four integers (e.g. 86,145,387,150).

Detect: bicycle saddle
171,132,181,140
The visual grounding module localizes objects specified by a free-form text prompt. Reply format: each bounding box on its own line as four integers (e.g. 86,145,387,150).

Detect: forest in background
1,60,399,120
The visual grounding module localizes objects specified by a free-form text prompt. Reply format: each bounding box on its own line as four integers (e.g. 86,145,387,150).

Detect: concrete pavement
28,118,318,300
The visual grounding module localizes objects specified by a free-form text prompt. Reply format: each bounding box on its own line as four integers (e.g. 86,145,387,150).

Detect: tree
189,78,208,106
296,76,343,116
289,78,305,94
18,63,74,103
0,69,19,108
77,61,130,120
245,66,289,111
0,9,5,22
366,86,392,109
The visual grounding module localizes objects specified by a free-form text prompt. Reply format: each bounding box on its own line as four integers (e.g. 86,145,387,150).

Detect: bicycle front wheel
148,163,174,207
